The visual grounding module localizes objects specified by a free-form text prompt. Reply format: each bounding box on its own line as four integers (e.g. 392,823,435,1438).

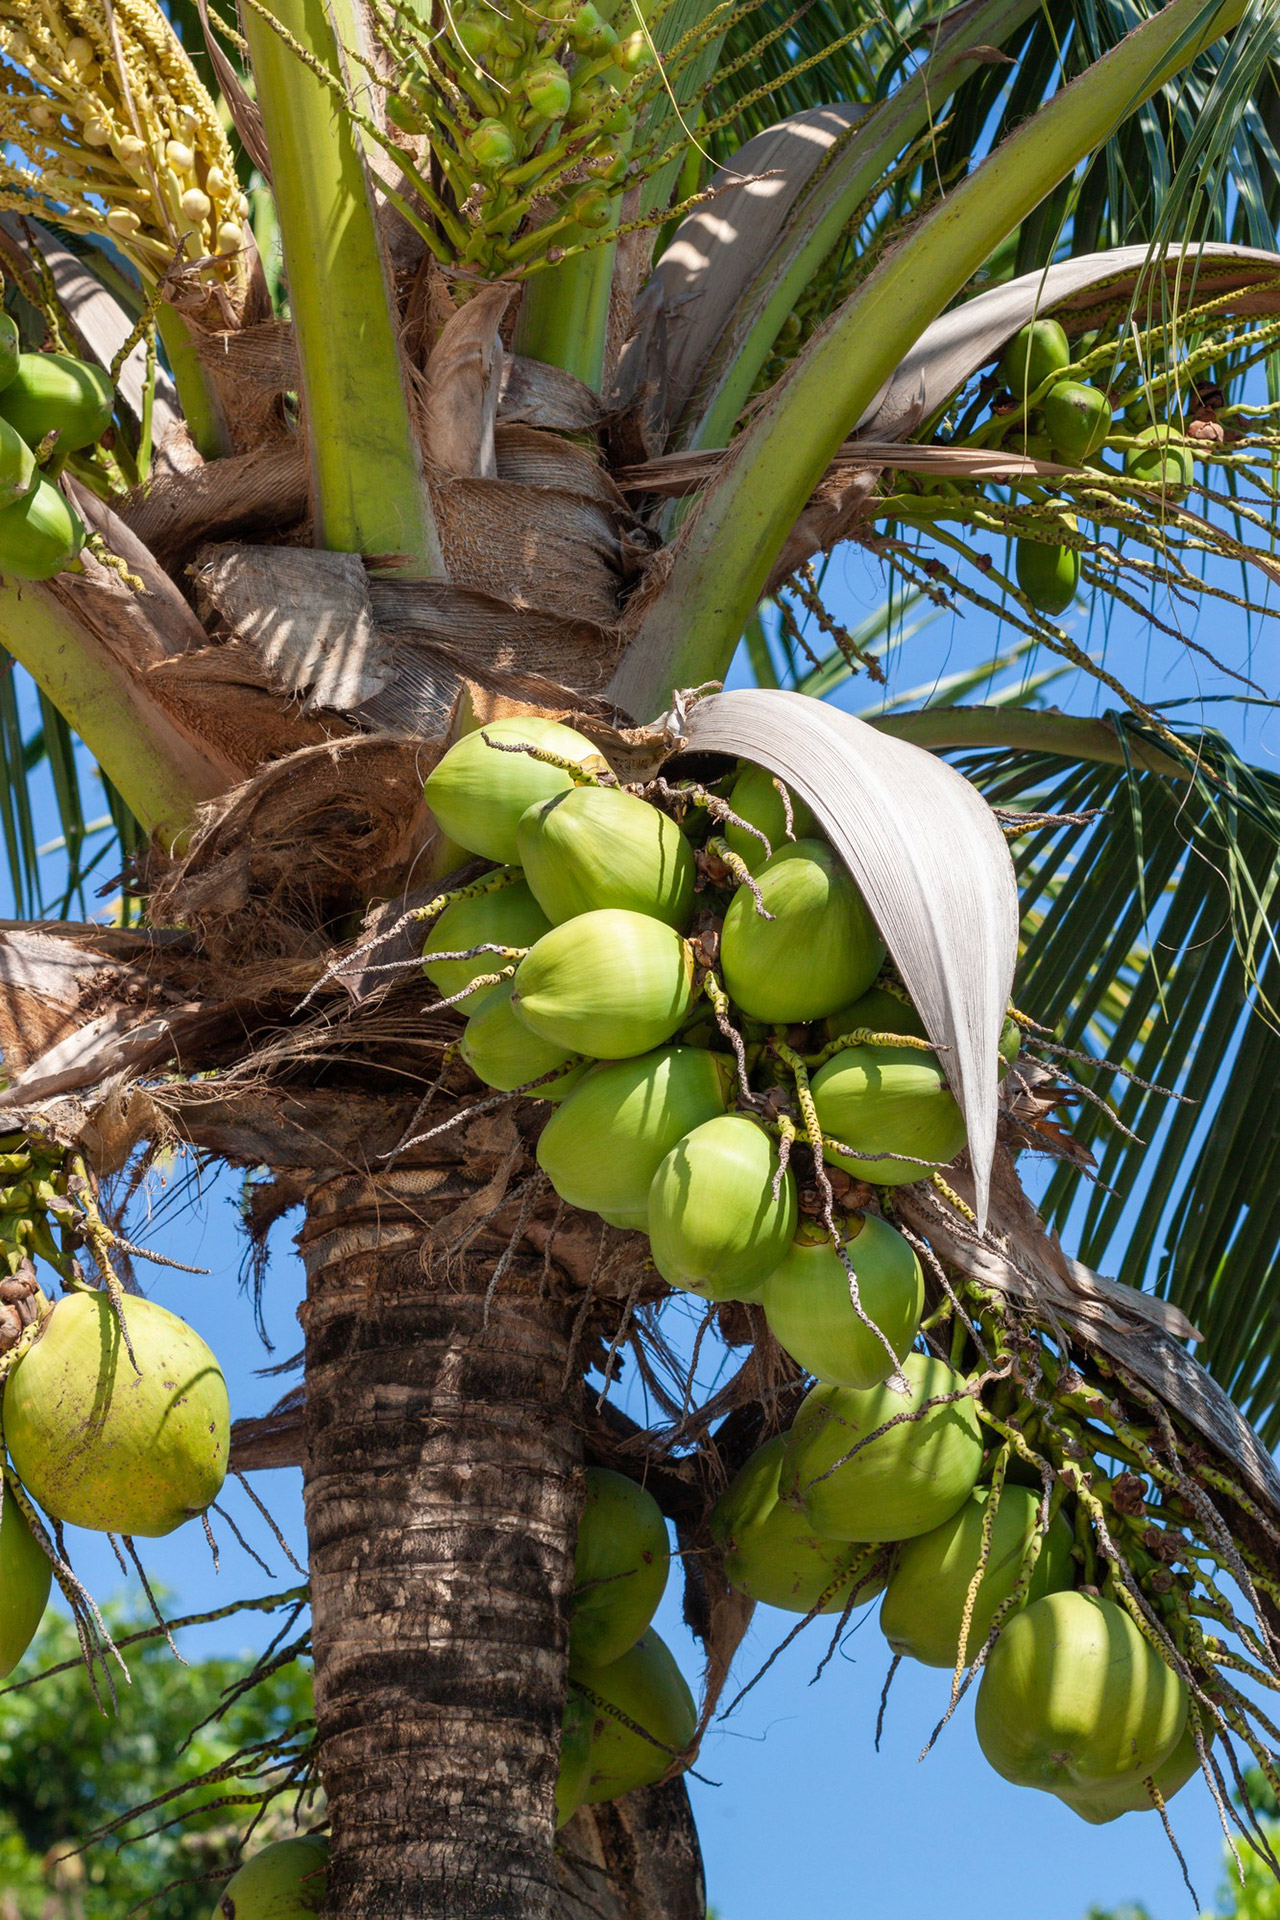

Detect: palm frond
954,712,1280,1440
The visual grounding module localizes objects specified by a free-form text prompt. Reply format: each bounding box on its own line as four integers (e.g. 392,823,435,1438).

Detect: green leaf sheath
608,0,1255,718
240,0,444,569
0,585,228,845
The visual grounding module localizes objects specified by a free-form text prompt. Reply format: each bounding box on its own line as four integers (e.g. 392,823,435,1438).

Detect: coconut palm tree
3,0,1280,1914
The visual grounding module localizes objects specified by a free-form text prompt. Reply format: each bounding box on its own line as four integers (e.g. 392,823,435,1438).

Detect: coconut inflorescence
417,715,1220,1835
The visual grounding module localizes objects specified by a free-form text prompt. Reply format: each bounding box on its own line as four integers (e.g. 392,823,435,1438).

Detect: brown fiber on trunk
299,1165,583,1919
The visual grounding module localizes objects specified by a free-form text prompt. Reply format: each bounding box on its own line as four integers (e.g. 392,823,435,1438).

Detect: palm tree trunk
298,1165,582,1919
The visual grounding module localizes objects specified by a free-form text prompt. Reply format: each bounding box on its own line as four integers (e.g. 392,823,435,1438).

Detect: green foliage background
0,1605,312,1920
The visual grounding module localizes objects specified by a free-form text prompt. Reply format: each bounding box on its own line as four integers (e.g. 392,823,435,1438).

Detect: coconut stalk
239,0,443,568
608,0,1253,717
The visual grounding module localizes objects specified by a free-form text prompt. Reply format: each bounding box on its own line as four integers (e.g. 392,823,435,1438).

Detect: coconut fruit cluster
0,330,109,578
423,715,1200,1827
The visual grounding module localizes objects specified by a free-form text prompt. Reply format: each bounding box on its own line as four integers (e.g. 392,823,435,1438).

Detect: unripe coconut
571,1628,696,1802
600,1208,647,1230
468,117,516,168
1043,380,1112,463
422,873,551,1007
0,479,85,581
1016,534,1079,617
571,1466,670,1666
6,1290,230,1537
424,715,606,863
648,1114,797,1302
975,1591,1187,1819
537,1046,731,1217
825,987,1024,1071
0,1476,51,1676
723,763,817,871
998,318,1070,397
879,1484,1074,1668
211,1835,328,1917
782,1353,982,1542
517,785,695,929
0,416,34,507
710,1435,886,1614
1066,1715,1202,1823
0,352,114,452
0,314,19,391
523,61,572,117
557,1691,593,1828
762,1213,924,1389
810,1043,966,1185
511,909,696,1059
720,839,885,1024
1124,424,1195,499
460,981,587,1099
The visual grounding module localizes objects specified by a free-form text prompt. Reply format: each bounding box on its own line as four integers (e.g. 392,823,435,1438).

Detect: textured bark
300,1166,583,1919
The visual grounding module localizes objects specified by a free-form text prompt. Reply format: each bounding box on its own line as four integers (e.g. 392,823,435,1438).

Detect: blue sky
2,487,1277,1917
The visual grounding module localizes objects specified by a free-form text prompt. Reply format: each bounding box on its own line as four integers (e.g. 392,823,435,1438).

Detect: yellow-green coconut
0,1475,51,1676
460,981,587,1099
517,785,695,928
511,910,696,1059
536,1046,731,1218
810,1043,966,1185
421,872,551,1007
720,840,884,1024
571,1466,670,1666
423,715,607,863
710,1435,886,1614
211,1835,328,1918
648,1114,796,1301
571,1629,696,1802
763,1213,924,1390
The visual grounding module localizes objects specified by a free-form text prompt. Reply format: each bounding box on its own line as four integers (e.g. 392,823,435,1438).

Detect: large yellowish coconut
879,1485,1074,1667
211,1835,328,1917
6,1291,230,1538
810,1043,966,1185
720,840,885,1023
710,1434,886,1614
762,1213,924,1389
974,1590,1188,1819
570,1629,697,1802
460,981,587,1098
510,909,696,1059
0,1476,51,1676
536,1046,732,1218
421,873,551,1007
517,785,695,928
782,1354,982,1542
571,1467,670,1666
423,715,607,863
1064,1716,1203,1823
647,1114,797,1301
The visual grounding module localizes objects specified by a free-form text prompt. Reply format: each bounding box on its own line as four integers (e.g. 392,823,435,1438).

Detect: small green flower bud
612,29,651,72
572,4,617,54
467,117,516,169
569,185,613,229
523,62,572,118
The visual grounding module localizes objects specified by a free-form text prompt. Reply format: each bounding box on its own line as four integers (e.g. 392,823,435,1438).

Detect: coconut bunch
0,326,115,577
421,714,988,1308
0,0,247,291
0,1132,231,1682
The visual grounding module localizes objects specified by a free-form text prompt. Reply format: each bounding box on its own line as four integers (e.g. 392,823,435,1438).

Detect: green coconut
6,1290,230,1538
537,1046,731,1217
422,872,552,1007
0,314,17,391
722,763,818,871
1065,1716,1203,1824
720,839,885,1024
782,1353,983,1542
517,784,695,929
0,417,35,509
762,1213,924,1390
647,1113,797,1302
879,1485,1074,1668
1016,534,1080,616
0,351,114,453
0,1476,51,1677
511,909,696,1059
212,1835,328,1918
0,477,85,581
460,981,587,1099
1124,424,1195,500
1043,380,1112,463
571,1629,696,1802
600,1208,648,1230
810,1042,967,1185
557,1691,594,1828
974,1590,1188,1818
998,318,1070,398
571,1466,670,1666
710,1434,886,1614
423,715,607,863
